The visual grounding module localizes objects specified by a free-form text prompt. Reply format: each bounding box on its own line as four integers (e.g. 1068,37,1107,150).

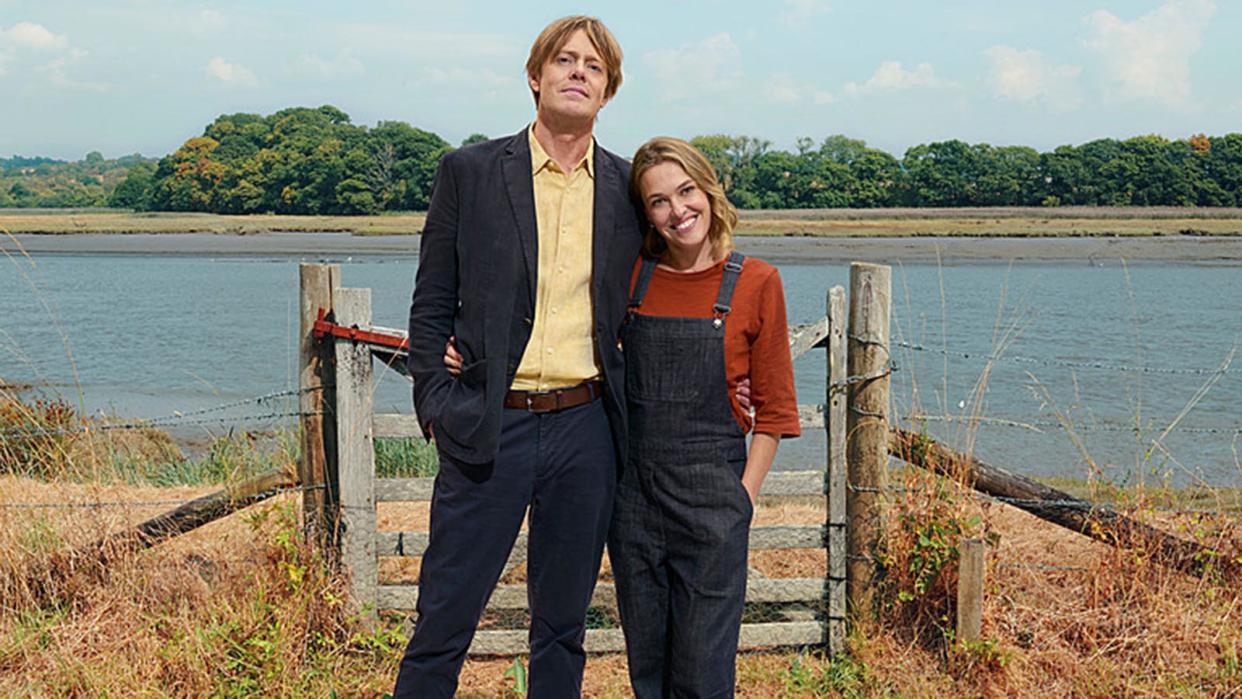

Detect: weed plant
374,437,439,478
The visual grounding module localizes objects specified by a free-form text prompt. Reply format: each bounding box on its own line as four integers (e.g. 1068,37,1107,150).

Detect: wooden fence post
846,262,890,617
826,285,848,655
957,539,985,643
333,287,378,625
299,263,340,548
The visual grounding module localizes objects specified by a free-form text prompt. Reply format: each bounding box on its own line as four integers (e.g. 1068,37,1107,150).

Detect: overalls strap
712,251,746,317
629,258,659,309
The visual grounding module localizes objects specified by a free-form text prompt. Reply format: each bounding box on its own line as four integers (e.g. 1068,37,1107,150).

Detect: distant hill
1,155,66,171
0,152,155,208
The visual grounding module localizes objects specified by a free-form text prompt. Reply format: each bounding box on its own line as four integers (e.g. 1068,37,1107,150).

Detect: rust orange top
629,255,801,438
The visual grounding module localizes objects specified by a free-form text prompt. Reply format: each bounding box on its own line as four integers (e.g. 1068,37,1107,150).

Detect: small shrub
502,656,528,697
780,651,871,698
876,473,984,644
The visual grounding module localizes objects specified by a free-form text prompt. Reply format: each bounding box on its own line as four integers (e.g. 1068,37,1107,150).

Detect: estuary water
1,240,1239,486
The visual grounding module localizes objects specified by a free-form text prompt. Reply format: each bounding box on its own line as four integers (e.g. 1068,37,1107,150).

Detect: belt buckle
526,393,536,411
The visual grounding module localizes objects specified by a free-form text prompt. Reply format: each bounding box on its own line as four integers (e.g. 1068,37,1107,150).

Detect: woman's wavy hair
630,137,738,262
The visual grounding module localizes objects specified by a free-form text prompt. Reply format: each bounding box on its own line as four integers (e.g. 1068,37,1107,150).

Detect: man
393,16,642,697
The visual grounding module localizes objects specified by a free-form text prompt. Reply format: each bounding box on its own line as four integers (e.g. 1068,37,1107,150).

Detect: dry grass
3,463,1239,697
5,207,1242,238
3,388,1240,696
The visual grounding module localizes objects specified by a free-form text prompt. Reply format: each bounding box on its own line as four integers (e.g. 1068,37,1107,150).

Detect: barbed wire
995,561,1089,573
893,340,1230,376
840,476,1241,518
0,409,320,439
900,413,1242,437
829,363,898,394
0,483,324,510
981,493,1242,518
137,387,320,424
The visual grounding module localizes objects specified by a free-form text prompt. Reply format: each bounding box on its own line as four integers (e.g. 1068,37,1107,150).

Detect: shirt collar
528,122,594,178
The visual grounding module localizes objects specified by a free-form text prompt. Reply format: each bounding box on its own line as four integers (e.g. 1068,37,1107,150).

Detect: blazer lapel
592,144,617,307
501,130,538,307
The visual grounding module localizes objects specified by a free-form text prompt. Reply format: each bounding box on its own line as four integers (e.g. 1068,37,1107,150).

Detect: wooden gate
300,263,851,656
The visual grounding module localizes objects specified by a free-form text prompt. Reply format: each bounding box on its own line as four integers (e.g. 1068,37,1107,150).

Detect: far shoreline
6,230,1242,263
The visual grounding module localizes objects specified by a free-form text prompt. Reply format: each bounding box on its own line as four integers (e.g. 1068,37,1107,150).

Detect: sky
1,0,1239,162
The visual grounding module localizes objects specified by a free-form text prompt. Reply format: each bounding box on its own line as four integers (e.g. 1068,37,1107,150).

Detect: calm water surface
2,249,1238,486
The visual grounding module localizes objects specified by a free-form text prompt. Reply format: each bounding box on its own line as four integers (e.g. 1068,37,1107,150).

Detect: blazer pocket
438,358,490,440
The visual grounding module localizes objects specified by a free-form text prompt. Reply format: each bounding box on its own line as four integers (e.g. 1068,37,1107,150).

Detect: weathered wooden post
299,263,340,547
826,285,848,655
333,287,378,625
846,263,890,617
956,539,985,643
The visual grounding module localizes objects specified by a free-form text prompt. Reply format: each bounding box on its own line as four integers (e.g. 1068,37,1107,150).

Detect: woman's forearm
741,432,780,504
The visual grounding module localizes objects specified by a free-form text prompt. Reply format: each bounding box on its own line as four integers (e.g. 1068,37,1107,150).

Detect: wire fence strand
0,483,324,510
893,339,1232,376
900,413,1242,437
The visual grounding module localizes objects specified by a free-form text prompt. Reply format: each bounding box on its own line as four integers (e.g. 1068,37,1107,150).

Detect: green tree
901,140,980,206
689,134,770,206
367,121,450,211
108,161,156,209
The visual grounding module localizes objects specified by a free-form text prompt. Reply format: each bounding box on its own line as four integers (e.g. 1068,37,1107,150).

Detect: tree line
690,132,1242,208
0,152,148,208
7,105,1242,212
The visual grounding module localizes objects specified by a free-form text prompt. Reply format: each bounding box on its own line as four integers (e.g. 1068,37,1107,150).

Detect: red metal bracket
311,308,409,351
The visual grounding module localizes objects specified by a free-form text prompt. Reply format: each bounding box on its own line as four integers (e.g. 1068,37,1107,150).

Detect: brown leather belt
504,380,604,413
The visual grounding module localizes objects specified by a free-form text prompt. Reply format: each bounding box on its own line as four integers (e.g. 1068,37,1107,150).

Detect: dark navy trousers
392,400,617,698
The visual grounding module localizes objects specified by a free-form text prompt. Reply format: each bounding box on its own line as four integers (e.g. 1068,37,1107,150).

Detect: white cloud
207,57,258,87
39,47,107,91
0,21,68,50
1083,0,1214,108
1,21,103,89
418,66,515,88
642,33,742,102
780,0,830,25
983,45,1082,109
842,60,942,97
297,51,364,79
199,9,226,31
765,73,801,105
764,72,835,105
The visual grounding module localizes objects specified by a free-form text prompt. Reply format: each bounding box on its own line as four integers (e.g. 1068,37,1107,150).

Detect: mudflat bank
6,231,1242,263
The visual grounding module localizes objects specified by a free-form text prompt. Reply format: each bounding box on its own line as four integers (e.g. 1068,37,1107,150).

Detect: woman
445,137,798,696
606,137,799,697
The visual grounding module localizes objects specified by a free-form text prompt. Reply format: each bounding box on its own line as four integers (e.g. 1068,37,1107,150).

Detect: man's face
529,29,610,123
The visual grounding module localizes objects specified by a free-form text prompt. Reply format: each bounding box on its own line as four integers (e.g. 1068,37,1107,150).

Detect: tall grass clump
0,392,77,478
0,497,406,696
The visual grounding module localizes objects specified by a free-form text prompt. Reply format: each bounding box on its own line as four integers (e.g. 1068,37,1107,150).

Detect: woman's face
639,161,713,267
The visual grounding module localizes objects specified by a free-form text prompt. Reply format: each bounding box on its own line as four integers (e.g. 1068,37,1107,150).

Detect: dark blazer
407,128,643,465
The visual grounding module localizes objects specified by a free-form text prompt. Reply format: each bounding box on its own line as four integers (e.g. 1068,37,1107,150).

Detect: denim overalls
609,251,753,698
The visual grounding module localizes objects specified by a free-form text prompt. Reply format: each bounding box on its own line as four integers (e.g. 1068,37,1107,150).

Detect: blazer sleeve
407,153,460,436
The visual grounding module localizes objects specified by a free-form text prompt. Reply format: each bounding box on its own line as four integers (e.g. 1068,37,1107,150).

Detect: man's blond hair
525,15,623,106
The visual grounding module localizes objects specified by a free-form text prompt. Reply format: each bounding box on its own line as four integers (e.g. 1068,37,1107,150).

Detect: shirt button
546,348,554,354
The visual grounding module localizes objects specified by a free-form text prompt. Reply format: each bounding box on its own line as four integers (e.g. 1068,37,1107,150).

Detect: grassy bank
2,389,1240,696
5,207,1242,237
